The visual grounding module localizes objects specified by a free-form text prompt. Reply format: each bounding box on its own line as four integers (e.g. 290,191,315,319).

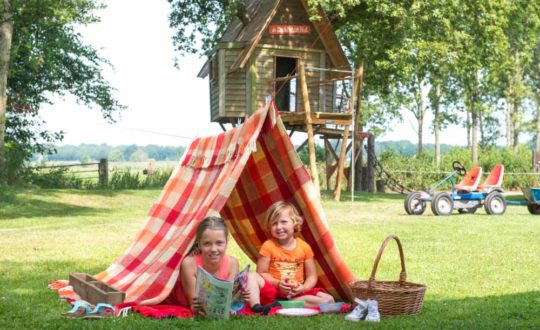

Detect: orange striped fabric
95,103,355,305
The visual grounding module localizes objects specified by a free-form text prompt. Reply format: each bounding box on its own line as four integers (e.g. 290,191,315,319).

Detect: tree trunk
416,80,424,156
0,0,13,185
506,101,513,148
433,83,441,166
536,93,540,152
479,109,484,147
417,114,423,155
471,109,479,164
353,59,364,192
512,100,519,154
466,111,471,148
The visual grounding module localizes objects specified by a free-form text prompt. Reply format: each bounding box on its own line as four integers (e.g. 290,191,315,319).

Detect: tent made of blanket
96,103,356,305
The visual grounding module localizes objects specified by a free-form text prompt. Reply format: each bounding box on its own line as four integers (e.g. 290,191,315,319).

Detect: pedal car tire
404,192,426,215
431,192,454,216
484,192,506,215
527,203,540,215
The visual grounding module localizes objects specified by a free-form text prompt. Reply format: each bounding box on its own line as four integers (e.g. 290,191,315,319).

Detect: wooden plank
333,124,350,201
324,138,334,191
299,60,320,194
218,49,226,117
325,138,339,161
319,53,326,112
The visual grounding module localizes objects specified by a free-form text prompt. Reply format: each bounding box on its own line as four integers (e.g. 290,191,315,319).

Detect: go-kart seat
455,166,482,191
478,164,504,191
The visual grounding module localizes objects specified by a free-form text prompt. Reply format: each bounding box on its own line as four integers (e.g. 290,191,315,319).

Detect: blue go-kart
404,161,506,216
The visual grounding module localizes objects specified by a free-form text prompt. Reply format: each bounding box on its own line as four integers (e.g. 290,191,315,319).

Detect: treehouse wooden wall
208,0,344,122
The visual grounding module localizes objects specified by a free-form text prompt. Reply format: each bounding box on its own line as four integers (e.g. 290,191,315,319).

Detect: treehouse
198,0,367,198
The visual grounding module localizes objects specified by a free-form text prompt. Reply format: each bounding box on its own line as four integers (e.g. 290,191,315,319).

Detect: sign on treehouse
269,25,312,35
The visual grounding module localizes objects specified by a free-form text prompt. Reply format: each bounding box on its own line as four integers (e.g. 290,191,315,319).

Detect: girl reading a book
247,201,334,314
165,216,246,314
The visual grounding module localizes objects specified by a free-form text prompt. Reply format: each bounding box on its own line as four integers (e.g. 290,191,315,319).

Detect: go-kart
404,161,506,216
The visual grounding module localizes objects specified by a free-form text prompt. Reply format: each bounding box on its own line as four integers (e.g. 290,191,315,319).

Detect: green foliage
28,165,173,190
297,143,325,164
0,184,16,203
378,144,535,190
29,167,85,189
2,1,125,185
108,168,173,190
5,113,63,185
377,140,456,157
168,0,246,58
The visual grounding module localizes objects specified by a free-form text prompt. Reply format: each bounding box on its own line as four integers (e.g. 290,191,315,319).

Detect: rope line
385,170,540,176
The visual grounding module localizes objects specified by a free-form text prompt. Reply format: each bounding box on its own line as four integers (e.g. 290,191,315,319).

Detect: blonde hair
265,201,303,233
188,216,228,255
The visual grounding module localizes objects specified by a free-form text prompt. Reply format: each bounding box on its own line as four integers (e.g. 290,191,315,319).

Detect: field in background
1,189,539,328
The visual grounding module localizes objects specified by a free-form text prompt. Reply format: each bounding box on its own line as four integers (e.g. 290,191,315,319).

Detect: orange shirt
259,238,314,285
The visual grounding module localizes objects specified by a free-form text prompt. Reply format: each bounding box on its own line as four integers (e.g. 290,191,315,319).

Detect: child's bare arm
256,256,281,287
302,259,318,289
227,255,240,281
180,257,200,313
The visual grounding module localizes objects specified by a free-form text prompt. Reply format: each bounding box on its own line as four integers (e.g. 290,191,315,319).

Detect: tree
167,0,540,167
497,1,540,153
324,0,407,189
448,0,510,164
0,0,12,184
168,0,249,58
0,0,124,184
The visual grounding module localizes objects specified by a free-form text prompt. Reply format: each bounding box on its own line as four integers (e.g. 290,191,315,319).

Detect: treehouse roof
198,0,349,78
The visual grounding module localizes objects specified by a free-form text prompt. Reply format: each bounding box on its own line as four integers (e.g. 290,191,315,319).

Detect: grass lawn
1,188,539,329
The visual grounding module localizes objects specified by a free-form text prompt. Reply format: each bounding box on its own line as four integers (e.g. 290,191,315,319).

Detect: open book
195,264,250,319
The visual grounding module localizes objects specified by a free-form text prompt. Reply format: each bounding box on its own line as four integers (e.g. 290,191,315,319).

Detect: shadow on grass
0,197,105,220
1,259,539,329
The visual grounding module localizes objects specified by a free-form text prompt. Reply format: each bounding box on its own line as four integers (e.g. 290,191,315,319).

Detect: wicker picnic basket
350,235,426,317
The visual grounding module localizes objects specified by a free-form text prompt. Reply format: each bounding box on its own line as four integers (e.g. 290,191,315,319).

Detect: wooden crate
69,273,125,305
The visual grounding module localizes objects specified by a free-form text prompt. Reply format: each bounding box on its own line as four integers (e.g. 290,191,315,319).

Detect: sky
41,0,468,148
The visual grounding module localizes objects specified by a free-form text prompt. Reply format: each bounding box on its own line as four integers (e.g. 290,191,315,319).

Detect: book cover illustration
196,264,250,319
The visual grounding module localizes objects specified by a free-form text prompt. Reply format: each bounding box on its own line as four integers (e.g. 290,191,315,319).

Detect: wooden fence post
367,134,375,193
98,158,108,186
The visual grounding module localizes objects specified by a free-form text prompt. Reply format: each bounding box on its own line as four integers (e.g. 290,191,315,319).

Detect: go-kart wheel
457,207,478,214
527,203,540,215
431,192,454,216
484,192,506,215
452,161,467,176
404,192,426,215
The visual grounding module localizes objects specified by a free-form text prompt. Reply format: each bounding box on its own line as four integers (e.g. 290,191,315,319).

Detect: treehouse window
274,56,297,112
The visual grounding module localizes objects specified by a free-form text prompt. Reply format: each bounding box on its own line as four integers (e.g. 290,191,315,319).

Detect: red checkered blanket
95,103,355,305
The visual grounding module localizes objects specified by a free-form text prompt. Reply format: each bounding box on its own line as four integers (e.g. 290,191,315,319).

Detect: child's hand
191,297,206,315
241,288,251,301
278,279,293,295
288,283,305,298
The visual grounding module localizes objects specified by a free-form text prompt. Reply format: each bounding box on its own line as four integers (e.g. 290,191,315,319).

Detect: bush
377,145,535,191
30,168,85,189
27,165,174,190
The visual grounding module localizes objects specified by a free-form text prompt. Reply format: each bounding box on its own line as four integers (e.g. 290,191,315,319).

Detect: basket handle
368,235,407,288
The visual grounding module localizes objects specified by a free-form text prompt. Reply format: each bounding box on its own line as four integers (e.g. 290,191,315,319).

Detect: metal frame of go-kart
404,161,507,216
